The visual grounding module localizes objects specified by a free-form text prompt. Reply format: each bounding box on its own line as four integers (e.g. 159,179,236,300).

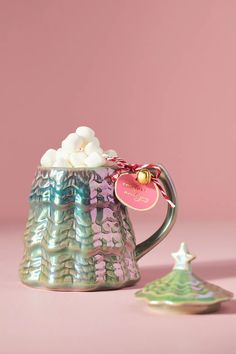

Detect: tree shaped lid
135,242,234,314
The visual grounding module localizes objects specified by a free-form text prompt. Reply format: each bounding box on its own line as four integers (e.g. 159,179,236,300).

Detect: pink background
0,2,236,354
1,0,236,223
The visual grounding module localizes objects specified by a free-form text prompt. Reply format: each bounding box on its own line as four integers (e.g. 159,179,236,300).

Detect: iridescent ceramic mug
19,164,177,291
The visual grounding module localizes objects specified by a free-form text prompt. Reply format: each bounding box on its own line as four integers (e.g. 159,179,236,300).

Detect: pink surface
0,0,236,223
1,221,235,354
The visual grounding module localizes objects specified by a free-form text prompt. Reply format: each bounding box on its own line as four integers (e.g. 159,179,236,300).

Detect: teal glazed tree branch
19,164,177,291
135,163,178,261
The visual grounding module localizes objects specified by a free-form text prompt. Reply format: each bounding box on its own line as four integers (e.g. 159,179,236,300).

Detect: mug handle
135,163,178,261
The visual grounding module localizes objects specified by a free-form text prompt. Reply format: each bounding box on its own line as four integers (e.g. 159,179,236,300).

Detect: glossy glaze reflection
19,166,140,291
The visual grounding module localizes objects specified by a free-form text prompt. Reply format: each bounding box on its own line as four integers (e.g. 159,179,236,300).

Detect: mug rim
37,165,119,171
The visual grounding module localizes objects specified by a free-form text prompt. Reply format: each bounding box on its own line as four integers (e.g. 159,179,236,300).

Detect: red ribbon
105,156,175,208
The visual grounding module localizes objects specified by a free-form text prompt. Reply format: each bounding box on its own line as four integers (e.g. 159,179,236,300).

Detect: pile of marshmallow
40,126,117,168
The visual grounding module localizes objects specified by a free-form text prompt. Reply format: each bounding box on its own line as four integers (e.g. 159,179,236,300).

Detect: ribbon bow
105,156,175,208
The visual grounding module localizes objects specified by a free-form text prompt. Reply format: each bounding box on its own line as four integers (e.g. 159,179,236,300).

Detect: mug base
20,277,140,292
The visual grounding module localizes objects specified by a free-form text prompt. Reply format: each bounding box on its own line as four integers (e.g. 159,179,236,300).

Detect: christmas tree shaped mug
19,157,177,291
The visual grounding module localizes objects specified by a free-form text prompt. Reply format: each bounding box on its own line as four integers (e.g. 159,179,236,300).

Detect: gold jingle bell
136,169,152,185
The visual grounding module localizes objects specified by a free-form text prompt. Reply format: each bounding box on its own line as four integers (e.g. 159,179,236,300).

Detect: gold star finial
171,242,196,271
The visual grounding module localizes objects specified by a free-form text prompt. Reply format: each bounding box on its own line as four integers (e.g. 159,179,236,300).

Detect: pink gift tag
115,173,159,211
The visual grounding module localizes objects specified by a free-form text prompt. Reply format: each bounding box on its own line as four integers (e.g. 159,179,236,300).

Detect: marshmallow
40,126,118,168
84,140,100,155
69,151,87,167
76,126,95,142
40,149,57,167
53,157,72,168
56,148,70,160
84,151,106,168
103,149,118,157
92,137,100,146
61,133,84,154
